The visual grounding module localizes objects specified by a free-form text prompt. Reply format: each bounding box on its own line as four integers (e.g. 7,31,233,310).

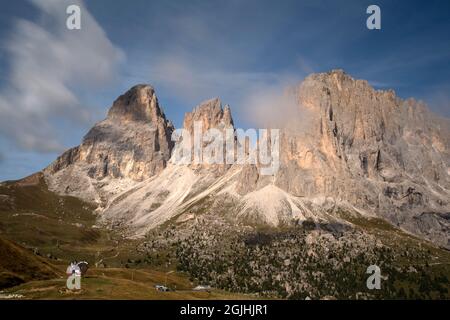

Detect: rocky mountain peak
183,97,234,133
107,84,165,123
44,85,175,202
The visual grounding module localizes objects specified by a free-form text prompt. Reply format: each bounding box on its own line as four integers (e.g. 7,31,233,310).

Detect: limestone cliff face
41,71,450,248
233,70,449,247
44,85,174,202
183,97,234,133
289,71,447,191
100,98,239,231
274,70,449,245
175,97,235,175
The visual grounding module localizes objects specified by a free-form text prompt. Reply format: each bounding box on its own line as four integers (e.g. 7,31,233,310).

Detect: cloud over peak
0,0,124,153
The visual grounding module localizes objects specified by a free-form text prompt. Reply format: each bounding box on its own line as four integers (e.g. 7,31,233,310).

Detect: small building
155,285,169,292
193,285,211,292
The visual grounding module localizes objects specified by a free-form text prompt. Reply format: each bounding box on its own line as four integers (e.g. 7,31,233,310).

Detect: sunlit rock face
233,70,449,247
183,97,234,133
271,70,449,246
81,84,174,180
44,85,174,202
178,97,236,176
42,71,450,248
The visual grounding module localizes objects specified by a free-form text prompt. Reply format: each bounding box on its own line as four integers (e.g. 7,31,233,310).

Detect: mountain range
42,69,449,249
1,69,449,299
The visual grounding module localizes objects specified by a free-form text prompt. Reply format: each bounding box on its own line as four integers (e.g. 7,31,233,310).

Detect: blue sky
0,0,449,181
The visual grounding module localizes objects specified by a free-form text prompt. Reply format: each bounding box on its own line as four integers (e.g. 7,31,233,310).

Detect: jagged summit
183,97,234,132
44,86,175,202
107,84,167,123
272,69,450,246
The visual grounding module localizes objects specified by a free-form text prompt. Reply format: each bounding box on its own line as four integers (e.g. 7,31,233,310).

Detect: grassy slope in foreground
1,173,449,299
2,267,252,300
0,236,59,289
0,174,251,299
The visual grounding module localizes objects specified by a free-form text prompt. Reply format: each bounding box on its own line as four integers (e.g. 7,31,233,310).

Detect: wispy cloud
136,53,307,128
119,0,340,127
0,0,124,153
